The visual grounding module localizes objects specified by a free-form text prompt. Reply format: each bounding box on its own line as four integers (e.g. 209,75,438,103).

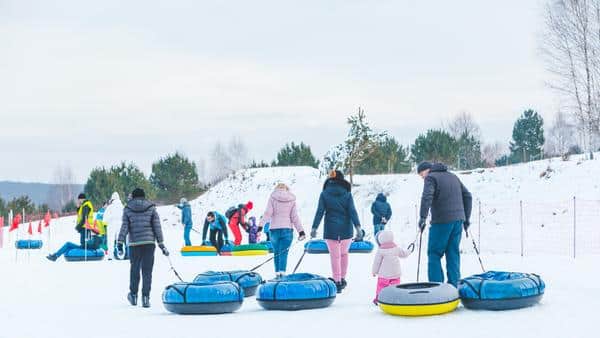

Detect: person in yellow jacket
75,193,94,246
46,193,103,262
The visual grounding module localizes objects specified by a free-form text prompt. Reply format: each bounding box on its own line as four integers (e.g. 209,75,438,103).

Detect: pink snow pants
374,277,401,302
325,239,352,282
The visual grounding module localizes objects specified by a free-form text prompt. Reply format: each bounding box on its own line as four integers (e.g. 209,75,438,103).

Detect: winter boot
142,295,150,308
127,293,137,306
341,278,348,290
46,254,58,262
329,278,343,294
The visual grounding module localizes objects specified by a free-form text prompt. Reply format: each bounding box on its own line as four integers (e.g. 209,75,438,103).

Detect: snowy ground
1,156,600,338
1,248,597,338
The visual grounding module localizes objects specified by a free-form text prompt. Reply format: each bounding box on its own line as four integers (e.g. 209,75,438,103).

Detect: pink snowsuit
372,230,411,303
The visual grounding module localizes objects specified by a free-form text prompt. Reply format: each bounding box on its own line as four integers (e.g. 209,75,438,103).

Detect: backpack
225,204,246,219
225,206,239,219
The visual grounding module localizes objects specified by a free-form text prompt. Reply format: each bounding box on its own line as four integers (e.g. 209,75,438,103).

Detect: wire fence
360,196,600,257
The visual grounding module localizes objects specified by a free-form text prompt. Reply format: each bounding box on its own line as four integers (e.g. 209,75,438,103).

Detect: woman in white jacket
371,230,412,305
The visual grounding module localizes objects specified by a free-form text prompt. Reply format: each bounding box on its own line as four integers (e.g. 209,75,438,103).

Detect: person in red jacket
228,201,253,245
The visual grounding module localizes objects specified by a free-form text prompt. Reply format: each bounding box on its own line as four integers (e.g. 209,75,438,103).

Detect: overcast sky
0,0,555,183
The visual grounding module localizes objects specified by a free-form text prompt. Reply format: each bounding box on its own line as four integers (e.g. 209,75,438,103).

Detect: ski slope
1,156,599,338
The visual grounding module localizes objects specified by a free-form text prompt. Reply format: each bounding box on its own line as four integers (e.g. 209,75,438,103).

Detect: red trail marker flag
44,211,51,227
27,222,33,236
9,214,22,232
37,220,43,234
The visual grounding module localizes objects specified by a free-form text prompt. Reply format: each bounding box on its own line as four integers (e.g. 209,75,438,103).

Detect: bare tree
545,110,577,157
228,136,249,171
47,165,77,210
448,111,481,139
542,0,600,158
481,142,505,167
209,142,234,184
196,157,208,185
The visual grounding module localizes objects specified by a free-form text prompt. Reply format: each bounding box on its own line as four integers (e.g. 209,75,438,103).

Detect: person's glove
354,226,364,242
159,244,169,256
298,231,306,241
381,217,387,225
418,217,427,232
116,242,124,257
310,228,317,239
463,221,471,233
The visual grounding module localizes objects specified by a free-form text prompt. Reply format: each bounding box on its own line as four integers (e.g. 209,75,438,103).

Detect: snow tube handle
408,290,430,295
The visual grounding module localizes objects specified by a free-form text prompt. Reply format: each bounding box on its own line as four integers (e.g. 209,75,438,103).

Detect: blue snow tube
221,242,234,253
162,281,244,314
259,241,273,253
15,239,43,250
349,240,374,253
193,270,263,297
459,271,545,310
64,248,105,262
257,273,337,311
304,240,329,254
305,240,374,254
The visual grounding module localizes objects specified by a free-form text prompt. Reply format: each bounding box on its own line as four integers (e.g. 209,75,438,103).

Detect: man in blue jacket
202,211,229,254
371,193,392,236
417,162,472,287
177,198,193,246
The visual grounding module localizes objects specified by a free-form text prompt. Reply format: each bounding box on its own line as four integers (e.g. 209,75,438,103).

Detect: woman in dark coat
311,170,363,293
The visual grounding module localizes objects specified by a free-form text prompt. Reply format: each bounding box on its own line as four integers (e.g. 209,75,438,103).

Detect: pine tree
84,167,118,206
411,129,458,165
275,142,319,168
510,109,545,163
355,136,411,174
112,163,156,201
0,197,6,217
84,162,156,206
150,152,204,203
7,196,36,215
456,132,482,170
342,108,386,184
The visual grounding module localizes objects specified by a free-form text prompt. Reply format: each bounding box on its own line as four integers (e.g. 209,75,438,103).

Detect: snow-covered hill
1,155,599,338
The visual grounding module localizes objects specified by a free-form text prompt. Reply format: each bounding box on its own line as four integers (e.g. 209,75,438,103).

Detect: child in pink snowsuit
371,230,411,305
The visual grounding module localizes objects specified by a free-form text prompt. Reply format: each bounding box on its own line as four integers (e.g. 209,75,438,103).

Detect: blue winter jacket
202,211,229,241
312,179,361,241
371,193,392,225
177,203,193,226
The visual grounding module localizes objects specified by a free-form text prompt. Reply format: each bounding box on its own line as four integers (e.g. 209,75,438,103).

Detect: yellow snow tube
181,245,216,252
377,282,459,317
379,299,459,316
231,250,269,256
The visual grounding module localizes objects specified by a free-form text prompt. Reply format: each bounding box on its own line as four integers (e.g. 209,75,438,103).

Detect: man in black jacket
417,162,472,287
117,188,169,308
